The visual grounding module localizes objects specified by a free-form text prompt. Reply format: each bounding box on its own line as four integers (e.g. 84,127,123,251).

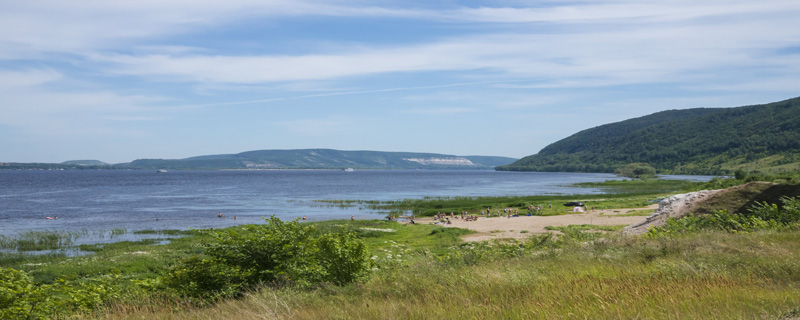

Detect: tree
614,163,657,179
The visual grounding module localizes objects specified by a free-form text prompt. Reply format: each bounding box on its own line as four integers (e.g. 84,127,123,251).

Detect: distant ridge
498,96,800,175
61,160,109,166
116,149,517,170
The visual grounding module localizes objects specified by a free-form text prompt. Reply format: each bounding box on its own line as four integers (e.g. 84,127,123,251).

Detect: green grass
574,178,696,194
296,219,472,255
0,230,87,251
309,179,695,219
91,229,800,320
1,229,207,284
1,220,470,286
332,193,666,218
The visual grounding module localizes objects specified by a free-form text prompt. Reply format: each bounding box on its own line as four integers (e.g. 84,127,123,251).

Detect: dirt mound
624,189,724,235
625,182,800,235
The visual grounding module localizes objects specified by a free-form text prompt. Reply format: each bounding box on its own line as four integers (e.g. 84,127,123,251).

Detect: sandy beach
415,205,657,242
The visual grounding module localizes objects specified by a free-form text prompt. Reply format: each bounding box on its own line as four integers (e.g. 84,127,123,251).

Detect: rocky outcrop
624,189,725,235
402,157,476,166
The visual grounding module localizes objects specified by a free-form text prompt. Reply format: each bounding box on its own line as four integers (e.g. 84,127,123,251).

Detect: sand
415,205,657,242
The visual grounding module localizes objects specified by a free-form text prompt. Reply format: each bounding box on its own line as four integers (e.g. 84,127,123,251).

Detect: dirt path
415,205,657,242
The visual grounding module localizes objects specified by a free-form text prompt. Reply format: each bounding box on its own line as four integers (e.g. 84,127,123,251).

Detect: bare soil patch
416,205,656,242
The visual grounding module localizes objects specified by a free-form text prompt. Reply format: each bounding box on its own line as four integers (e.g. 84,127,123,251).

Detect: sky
1,0,799,164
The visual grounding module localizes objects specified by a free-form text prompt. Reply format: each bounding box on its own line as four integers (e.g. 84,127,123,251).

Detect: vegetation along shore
2,172,800,319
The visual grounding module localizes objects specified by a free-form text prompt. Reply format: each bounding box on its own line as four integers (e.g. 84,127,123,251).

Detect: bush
163,256,250,301
647,197,800,238
1,268,120,319
745,196,800,225
0,268,39,319
615,163,657,179
316,232,372,285
165,216,373,300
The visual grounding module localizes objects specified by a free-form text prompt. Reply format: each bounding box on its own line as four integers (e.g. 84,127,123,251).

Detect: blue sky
1,0,799,163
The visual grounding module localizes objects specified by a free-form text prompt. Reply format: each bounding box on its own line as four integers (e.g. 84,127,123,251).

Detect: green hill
119,149,516,170
497,96,800,175
61,160,109,166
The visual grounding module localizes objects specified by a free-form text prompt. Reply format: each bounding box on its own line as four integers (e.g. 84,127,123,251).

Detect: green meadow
2,178,799,319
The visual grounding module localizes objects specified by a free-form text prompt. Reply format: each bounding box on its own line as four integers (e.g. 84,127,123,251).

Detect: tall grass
0,230,86,251
89,230,800,319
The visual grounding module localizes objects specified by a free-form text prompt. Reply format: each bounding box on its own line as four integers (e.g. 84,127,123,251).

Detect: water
0,170,712,236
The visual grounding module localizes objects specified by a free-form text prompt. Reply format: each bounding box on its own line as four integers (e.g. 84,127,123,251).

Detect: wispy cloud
175,80,524,108
0,69,163,136
75,2,798,94
273,116,354,136
401,107,477,115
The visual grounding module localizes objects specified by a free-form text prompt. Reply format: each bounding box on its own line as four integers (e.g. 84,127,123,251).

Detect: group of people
434,211,480,224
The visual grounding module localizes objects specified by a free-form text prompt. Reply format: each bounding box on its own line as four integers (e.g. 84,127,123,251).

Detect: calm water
0,170,711,236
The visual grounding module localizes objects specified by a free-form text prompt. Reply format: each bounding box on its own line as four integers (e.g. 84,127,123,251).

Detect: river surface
0,170,712,236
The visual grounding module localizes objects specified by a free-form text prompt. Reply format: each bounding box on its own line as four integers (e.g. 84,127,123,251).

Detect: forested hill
119,149,516,170
497,96,800,175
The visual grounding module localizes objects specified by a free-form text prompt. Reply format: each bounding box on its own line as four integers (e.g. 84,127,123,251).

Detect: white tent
572,206,585,213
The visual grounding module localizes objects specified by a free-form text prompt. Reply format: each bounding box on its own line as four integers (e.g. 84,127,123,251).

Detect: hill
61,160,109,166
497,96,800,175
117,149,516,170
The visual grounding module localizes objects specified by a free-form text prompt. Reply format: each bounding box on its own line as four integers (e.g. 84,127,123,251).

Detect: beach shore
414,204,657,242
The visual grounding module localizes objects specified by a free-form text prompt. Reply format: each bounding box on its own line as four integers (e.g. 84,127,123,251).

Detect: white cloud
450,1,800,23
0,68,62,87
3,0,798,91
88,16,799,90
273,116,355,136
3,0,797,58
0,69,163,137
0,0,432,58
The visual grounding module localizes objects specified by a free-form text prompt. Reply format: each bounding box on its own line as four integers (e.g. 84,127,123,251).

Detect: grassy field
90,229,800,319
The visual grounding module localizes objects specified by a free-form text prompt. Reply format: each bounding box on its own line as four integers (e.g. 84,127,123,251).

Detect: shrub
0,268,40,319
1,268,121,319
165,216,372,300
615,163,657,179
745,196,800,225
647,197,800,238
316,232,372,285
163,256,250,301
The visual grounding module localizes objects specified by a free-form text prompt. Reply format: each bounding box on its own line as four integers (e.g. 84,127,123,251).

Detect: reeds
0,230,87,251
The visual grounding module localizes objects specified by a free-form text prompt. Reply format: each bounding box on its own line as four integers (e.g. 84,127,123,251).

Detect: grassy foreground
93,230,800,319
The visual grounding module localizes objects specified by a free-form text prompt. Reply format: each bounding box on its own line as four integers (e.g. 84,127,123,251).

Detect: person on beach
351,215,355,221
